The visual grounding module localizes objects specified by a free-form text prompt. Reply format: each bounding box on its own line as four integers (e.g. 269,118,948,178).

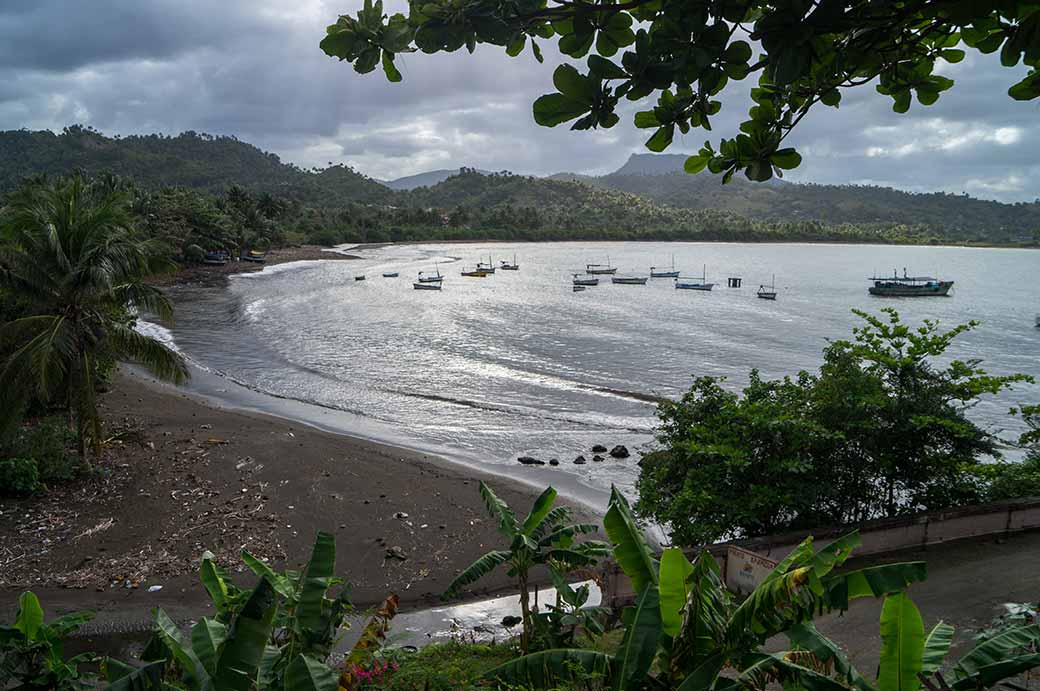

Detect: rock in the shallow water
549,458,559,466
591,444,608,453
517,456,545,466
593,455,605,462
501,615,522,628
573,455,587,465
609,445,630,458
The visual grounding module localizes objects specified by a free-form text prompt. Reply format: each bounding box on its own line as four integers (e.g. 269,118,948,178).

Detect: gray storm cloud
0,0,1036,201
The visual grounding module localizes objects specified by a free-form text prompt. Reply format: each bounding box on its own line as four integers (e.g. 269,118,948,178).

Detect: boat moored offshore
868,270,953,297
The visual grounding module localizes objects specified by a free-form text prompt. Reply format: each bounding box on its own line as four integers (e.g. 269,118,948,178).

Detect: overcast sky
1,0,1037,201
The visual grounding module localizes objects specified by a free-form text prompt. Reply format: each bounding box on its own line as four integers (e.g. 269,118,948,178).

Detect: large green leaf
533,93,591,126
479,481,519,537
102,659,167,691
734,652,858,691
155,608,208,690
241,550,295,599
788,622,874,691
200,552,230,611
191,618,227,677
214,578,279,691
951,653,1040,690
614,585,662,690
824,562,928,611
284,654,339,691
877,592,925,691
443,550,511,598
13,591,44,639
296,531,336,636
603,485,657,592
921,621,954,675
675,650,728,691
954,623,1040,677
487,649,615,689
670,552,729,678
659,548,694,637
521,485,558,536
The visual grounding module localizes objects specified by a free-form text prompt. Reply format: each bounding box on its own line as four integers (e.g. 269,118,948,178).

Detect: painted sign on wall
725,545,779,595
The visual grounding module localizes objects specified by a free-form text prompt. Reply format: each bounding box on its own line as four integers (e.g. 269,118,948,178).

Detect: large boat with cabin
868,270,953,297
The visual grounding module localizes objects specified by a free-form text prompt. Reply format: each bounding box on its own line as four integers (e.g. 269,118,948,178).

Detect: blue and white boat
675,265,715,291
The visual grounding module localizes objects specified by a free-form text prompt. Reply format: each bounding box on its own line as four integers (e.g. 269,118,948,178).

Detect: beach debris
74,517,115,541
147,585,163,593
199,424,212,430
591,444,608,453
573,455,587,465
593,455,605,462
394,512,409,520
517,456,545,466
609,445,630,459
385,545,408,560
549,458,559,466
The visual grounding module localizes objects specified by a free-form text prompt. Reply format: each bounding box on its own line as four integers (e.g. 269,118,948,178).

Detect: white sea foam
134,320,180,353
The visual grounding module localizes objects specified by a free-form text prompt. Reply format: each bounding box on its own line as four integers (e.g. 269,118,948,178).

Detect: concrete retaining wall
600,497,1040,608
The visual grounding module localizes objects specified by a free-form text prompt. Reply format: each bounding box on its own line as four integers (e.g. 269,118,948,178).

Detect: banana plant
443,482,610,653
104,531,351,691
0,591,96,690
789,592,1040,691
488,485,929,691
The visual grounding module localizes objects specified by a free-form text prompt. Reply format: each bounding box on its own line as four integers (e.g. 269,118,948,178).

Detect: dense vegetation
3,127,1038,248
324,0,1039,185
637,309,1033,547
5,490,1040,691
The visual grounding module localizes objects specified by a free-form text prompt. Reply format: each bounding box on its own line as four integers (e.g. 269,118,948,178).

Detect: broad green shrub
365,642,515,691
0,457,40,496
11,417,80,483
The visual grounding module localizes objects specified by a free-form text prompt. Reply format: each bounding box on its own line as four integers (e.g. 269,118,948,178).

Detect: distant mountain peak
612,153,691,176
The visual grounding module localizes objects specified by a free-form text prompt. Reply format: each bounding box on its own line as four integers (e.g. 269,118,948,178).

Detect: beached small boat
650,255,680,278
573,274,598,286
355,275,366,281
203,250,229,266
240,249,267,263
757,274,777,300
500,254,519,271
382,272,399,278
586,258,617,275
573,285,587,292
413,281,442,290
868,270,953,297
612,276,649,285
675,265,715,291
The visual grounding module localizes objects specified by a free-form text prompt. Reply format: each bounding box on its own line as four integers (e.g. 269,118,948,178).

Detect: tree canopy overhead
321,1,1039,183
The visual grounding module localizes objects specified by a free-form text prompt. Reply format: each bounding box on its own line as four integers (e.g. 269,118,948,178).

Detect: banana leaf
190,618,227,677
954,623,1040,677
670,552,729,679
659,548,695,638
13,591,43,639
480,481,519,537
102,659,167,691
730,651,858,691
603,485,657,592
487,648,615,689
877,592,924,691
154,608,208,690
241,550,295,600
296,531,337,637
921,621,954,675
443,550,511,598
788,622,874,691
214,578,279,691
521,485,558,536
613,585,662,691
284,653,338,691
951,653,1040,690
824,562,928,612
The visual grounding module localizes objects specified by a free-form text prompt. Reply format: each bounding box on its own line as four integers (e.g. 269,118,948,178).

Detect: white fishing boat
650,255,680,278
675,265,715,291
757,274,777,300
477,255,496,274
413,281,442,290
417,265,443,283
500,254,519,271
586,257,617,275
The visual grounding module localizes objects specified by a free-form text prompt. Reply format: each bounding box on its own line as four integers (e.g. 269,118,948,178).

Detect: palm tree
443,482,609,653
0,176,189,466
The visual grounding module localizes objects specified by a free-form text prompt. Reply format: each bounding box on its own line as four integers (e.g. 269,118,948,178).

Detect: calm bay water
158,242,1039,499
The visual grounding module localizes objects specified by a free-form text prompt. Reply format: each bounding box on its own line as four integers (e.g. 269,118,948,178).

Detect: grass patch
370,641,516,691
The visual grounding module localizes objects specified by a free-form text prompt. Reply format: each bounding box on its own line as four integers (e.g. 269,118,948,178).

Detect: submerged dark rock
609,445,630,458
549,458,560,466
573,455,587,465
591,444,608,453
517,456,545,466
593,455,605,462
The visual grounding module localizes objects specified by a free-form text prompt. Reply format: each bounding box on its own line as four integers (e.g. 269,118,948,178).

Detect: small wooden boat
477,256,496,274
573,285,586,292
382,272,399,278
757,274,777,300
586,258,617,275
203,250,229,266
675,265,715,291
355,275,366,281
650,255,679,278
612,276,649,285
417,267,443,283
868,269,953,297
573,274,599,286
500,254,519,271
240,249,267,263
461,268,490,277
413,281,442,290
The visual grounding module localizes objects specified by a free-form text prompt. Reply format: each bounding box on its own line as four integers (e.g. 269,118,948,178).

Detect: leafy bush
9,417,80,484
0,591,95,690
366,642,515,691
0,457,40,496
